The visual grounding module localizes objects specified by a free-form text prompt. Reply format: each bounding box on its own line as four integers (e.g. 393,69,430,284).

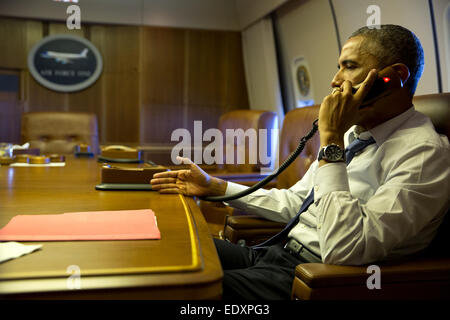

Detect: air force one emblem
28,35,103,92
40,48,89,64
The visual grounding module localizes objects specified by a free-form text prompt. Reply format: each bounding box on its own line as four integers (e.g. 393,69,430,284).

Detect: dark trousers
213,238,306,300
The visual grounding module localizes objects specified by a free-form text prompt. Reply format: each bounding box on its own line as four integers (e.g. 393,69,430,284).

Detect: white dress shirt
224,107,450,265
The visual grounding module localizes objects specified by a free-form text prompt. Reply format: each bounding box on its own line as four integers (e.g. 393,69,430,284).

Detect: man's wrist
318,131,345,167
210,177,228,196
319,131,345,148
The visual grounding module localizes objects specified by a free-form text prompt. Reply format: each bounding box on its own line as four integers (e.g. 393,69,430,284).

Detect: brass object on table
14,154,31,163
49,154,65,162
0,156,14,165
29,156,50,164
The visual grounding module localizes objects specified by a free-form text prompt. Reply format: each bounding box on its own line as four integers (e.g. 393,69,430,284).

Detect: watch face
324,145,344,161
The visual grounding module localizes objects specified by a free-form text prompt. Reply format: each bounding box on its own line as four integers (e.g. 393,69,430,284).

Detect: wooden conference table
0,157,223,299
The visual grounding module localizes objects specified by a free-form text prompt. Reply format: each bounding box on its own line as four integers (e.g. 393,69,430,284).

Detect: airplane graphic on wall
40,48,88,64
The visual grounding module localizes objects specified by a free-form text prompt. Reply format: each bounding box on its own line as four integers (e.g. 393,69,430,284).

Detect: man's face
331,36,381,89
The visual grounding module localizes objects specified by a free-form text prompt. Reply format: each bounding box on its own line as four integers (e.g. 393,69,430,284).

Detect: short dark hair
350,24,424,96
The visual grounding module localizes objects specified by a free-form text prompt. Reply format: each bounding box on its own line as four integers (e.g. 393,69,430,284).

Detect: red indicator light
383,77,391,83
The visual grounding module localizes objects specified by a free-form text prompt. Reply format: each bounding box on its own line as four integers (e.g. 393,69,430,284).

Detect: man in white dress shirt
151,25,450,299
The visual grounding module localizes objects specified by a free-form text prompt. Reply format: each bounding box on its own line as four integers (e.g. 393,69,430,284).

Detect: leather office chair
223,105,320,245
213,109,278,174
222,93,450,299
21,112,99,155
198,109,278,237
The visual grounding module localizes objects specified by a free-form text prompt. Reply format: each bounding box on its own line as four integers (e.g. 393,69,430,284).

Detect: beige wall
242,18,284,126
235,0,288,29
275,0,340,108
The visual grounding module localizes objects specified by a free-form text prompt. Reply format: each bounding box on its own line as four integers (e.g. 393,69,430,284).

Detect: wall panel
0,18,29,69
225,32,250,111
140,27,186,144
0,70,23,144
89,25,141,143
25,72,68,112
90,25,141,74
103,72,140,143
432,0,450,92
186,29,248,134
274,0,340,110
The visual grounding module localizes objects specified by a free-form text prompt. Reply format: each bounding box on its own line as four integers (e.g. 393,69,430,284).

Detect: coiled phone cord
202,119,319,202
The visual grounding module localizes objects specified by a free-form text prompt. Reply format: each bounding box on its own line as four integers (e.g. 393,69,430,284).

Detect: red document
0,209,160,241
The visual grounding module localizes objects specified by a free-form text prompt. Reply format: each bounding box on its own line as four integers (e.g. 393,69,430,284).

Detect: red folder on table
0,209,160,241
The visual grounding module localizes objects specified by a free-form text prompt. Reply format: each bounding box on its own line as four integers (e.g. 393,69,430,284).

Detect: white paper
10,162,65,167
12,142,30,150
0,242,42,263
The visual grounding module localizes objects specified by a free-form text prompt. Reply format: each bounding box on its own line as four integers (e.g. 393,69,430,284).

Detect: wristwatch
318,144,345,162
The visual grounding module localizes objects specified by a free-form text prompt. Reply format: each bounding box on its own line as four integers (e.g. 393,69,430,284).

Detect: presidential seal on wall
28,35,103,93
292,56,314,108
296,65,310,97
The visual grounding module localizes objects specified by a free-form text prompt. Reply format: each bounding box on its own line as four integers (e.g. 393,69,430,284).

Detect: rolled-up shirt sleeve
224,162,317,223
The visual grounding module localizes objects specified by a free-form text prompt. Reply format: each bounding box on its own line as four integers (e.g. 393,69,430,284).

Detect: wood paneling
26,71,68,111
89,25,141,143
90,25,140,74
140,27,185,106
225,32,249,109
49,22,86,37
0,18,28,69
0,90,23,144
140,27,186,144
0,17,249,148
0,70,22,143
186,29,249,133
187,29,229,107
103,72,140,143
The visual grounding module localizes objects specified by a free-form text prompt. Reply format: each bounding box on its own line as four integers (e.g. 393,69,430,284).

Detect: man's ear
391,63,410,87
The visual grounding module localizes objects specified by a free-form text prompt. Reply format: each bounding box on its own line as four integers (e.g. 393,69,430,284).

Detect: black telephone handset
353,66,403,108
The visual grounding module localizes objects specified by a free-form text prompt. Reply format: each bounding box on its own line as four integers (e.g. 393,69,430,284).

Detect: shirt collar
345,107,416,147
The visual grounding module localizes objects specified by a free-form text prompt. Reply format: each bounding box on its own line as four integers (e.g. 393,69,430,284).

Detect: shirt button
314,186,319,192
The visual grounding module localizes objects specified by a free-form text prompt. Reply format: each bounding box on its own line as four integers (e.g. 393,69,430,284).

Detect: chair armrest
296,257,450,287
223,215,285,246
293,257,450,299
226,215,286,229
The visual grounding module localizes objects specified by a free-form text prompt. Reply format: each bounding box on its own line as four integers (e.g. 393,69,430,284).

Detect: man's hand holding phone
318,68,378,148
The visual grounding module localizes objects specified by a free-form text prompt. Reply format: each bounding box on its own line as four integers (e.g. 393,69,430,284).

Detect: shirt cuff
222,182,250,208
225,181,249,196
313,162,350,201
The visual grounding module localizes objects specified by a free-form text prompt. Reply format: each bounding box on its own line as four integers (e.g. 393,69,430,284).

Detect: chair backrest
411,93,450,256
21,112,99,154
217,109,278,173
277,105,320,189
412,93,450,137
